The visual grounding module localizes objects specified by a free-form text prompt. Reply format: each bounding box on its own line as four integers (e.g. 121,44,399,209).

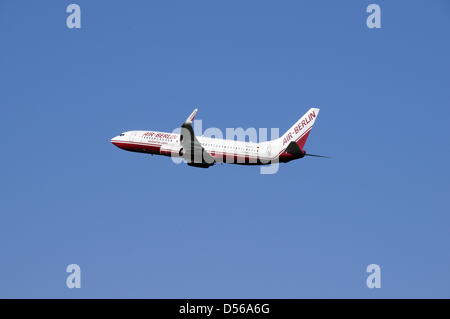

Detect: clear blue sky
1,0,449,298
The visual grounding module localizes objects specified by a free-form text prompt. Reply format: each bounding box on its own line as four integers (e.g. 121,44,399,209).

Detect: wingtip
185,108,199,123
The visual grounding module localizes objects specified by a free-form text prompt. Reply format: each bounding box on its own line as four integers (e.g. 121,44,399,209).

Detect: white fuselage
111,130,278,164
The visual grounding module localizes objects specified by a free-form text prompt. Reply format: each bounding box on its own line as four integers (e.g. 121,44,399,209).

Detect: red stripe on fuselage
111,141,162,155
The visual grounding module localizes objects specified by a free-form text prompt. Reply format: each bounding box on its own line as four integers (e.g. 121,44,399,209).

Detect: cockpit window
120,133,125,136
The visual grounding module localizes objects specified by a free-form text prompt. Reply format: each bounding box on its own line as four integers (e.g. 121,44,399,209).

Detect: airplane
111,108,327,168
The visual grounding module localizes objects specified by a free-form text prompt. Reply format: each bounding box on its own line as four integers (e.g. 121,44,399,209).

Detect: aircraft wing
180,109,215,167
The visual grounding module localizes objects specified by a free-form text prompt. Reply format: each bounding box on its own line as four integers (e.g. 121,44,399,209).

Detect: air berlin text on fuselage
144,132,178,139
282,110,316,146
143,132,176,138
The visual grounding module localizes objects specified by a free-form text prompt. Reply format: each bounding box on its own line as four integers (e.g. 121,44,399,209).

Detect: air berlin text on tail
282,110,317,146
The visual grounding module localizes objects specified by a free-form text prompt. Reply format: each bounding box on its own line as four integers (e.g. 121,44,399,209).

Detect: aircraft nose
111,136,120,146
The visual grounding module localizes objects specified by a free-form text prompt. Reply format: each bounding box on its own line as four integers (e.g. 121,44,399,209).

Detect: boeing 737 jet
111,108,326,168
